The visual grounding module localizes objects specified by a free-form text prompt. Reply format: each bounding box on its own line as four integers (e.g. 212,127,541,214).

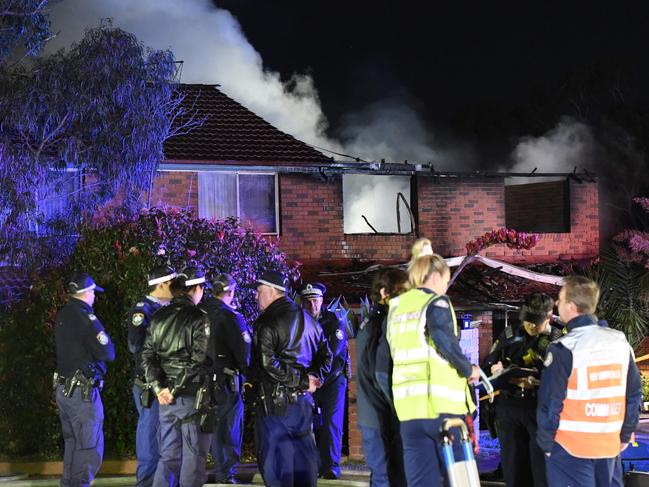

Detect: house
2,83,601,459
152,83,600,459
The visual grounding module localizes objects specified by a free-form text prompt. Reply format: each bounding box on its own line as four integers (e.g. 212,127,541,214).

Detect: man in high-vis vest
537,275,642,487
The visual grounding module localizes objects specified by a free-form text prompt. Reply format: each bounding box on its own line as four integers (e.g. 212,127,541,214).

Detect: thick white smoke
506,117,598,185
46,0,444,233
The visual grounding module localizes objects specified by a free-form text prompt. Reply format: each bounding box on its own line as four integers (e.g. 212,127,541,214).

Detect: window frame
198,170,279,236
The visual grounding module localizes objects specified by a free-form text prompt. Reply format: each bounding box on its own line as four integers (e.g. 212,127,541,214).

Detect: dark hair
519,293,554,325
370,267,409,303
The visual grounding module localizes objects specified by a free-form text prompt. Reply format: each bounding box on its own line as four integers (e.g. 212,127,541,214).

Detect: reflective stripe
566,386,627,400
558,419,624,433
392,383,467,403
556,325,631,457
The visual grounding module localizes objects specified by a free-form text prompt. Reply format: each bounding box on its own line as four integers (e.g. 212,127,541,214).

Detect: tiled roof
0,267,29,306
163,84,330,164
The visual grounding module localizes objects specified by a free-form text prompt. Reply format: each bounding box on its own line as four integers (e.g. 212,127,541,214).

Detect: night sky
216,1,649,164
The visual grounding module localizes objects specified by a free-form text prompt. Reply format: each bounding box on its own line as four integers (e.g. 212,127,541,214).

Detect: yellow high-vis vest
386,288,474,422
555,325,630,458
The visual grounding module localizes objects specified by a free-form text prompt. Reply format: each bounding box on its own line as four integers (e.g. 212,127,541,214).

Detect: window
343,175,413,234
505,179,570,233
198,172,278,234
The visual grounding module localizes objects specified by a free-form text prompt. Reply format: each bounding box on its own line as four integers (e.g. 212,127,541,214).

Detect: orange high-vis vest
555,324,631,459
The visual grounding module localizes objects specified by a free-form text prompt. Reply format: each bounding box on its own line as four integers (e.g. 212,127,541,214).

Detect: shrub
0,207,299,457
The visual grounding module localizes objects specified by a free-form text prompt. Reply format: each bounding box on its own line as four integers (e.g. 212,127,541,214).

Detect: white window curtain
198,172,237,220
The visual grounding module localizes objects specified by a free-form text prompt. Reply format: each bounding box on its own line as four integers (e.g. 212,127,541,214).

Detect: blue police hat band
148,272,177,286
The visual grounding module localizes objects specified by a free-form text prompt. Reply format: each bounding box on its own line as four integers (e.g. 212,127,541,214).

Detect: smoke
46,0,337,151
506,117,598,184
46,0,448,233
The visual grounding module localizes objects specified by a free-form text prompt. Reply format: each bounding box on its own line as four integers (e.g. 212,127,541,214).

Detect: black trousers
495,398,547,487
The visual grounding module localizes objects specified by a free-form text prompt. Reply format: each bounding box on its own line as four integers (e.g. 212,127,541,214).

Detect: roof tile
164,84,330,164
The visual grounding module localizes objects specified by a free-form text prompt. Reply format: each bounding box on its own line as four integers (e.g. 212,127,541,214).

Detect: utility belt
221,367,242,394
54,370,103,402
134,376,156,408
258,382,309,416
500,387,538,401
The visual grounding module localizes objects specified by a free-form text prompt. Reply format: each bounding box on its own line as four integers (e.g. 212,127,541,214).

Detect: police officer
252,270,333,487
386,251,480,487
141,266,212,487
54,272,115,487
537,276,642,487
201,273,251,484
482,293,562,487
298,282,350,480
127,265,176,487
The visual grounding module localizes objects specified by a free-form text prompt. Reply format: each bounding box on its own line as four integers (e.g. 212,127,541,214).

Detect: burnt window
505,180,570,233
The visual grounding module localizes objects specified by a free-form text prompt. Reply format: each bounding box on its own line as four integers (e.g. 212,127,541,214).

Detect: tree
0,208,300,457
0,21,203,269
583,197,649,348
0,0,51,62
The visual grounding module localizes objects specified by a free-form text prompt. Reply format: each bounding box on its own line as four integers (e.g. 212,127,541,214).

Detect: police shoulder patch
97,331,109,345
432,298,450,308
544,351,553,367
335,328,344,340
131,313,145,326
88,313,97,321
242,331,251,343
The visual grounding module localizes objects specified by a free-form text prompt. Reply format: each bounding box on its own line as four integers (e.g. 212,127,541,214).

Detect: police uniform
483,315,562,487
127,265,175,487
200,273,251,483
299,282,350,480
141,267,212,487
252,271,333,487
54,273,115,487
386,288,475,487
537,314,642,487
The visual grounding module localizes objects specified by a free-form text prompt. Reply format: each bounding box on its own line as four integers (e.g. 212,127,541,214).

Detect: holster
195,374,217,433
223,367,240,394
135,377,154,408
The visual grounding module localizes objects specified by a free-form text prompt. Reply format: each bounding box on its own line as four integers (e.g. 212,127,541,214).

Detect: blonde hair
563,275,600,314
408,238,434,271
408,253,449,289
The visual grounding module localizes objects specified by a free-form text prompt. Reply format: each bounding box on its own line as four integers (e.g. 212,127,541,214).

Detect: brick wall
505,181,570,233
278,174,413,261
416,177,598,262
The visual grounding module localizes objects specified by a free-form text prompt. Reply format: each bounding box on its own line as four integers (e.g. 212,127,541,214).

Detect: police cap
298,282,326,299
255,270,288,292
67,272,104,294
213,273,236,293
519,292,554,325
147,265,176,286
176,266,207,287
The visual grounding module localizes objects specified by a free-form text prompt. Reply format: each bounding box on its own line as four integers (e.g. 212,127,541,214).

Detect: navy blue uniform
201,295,251,483
55,298,115,487
313,308,350,479
537,314,642,487
482,323,562,487
127,296,166,487
398,290,474,487
252,296,333,487
355,304,406,487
